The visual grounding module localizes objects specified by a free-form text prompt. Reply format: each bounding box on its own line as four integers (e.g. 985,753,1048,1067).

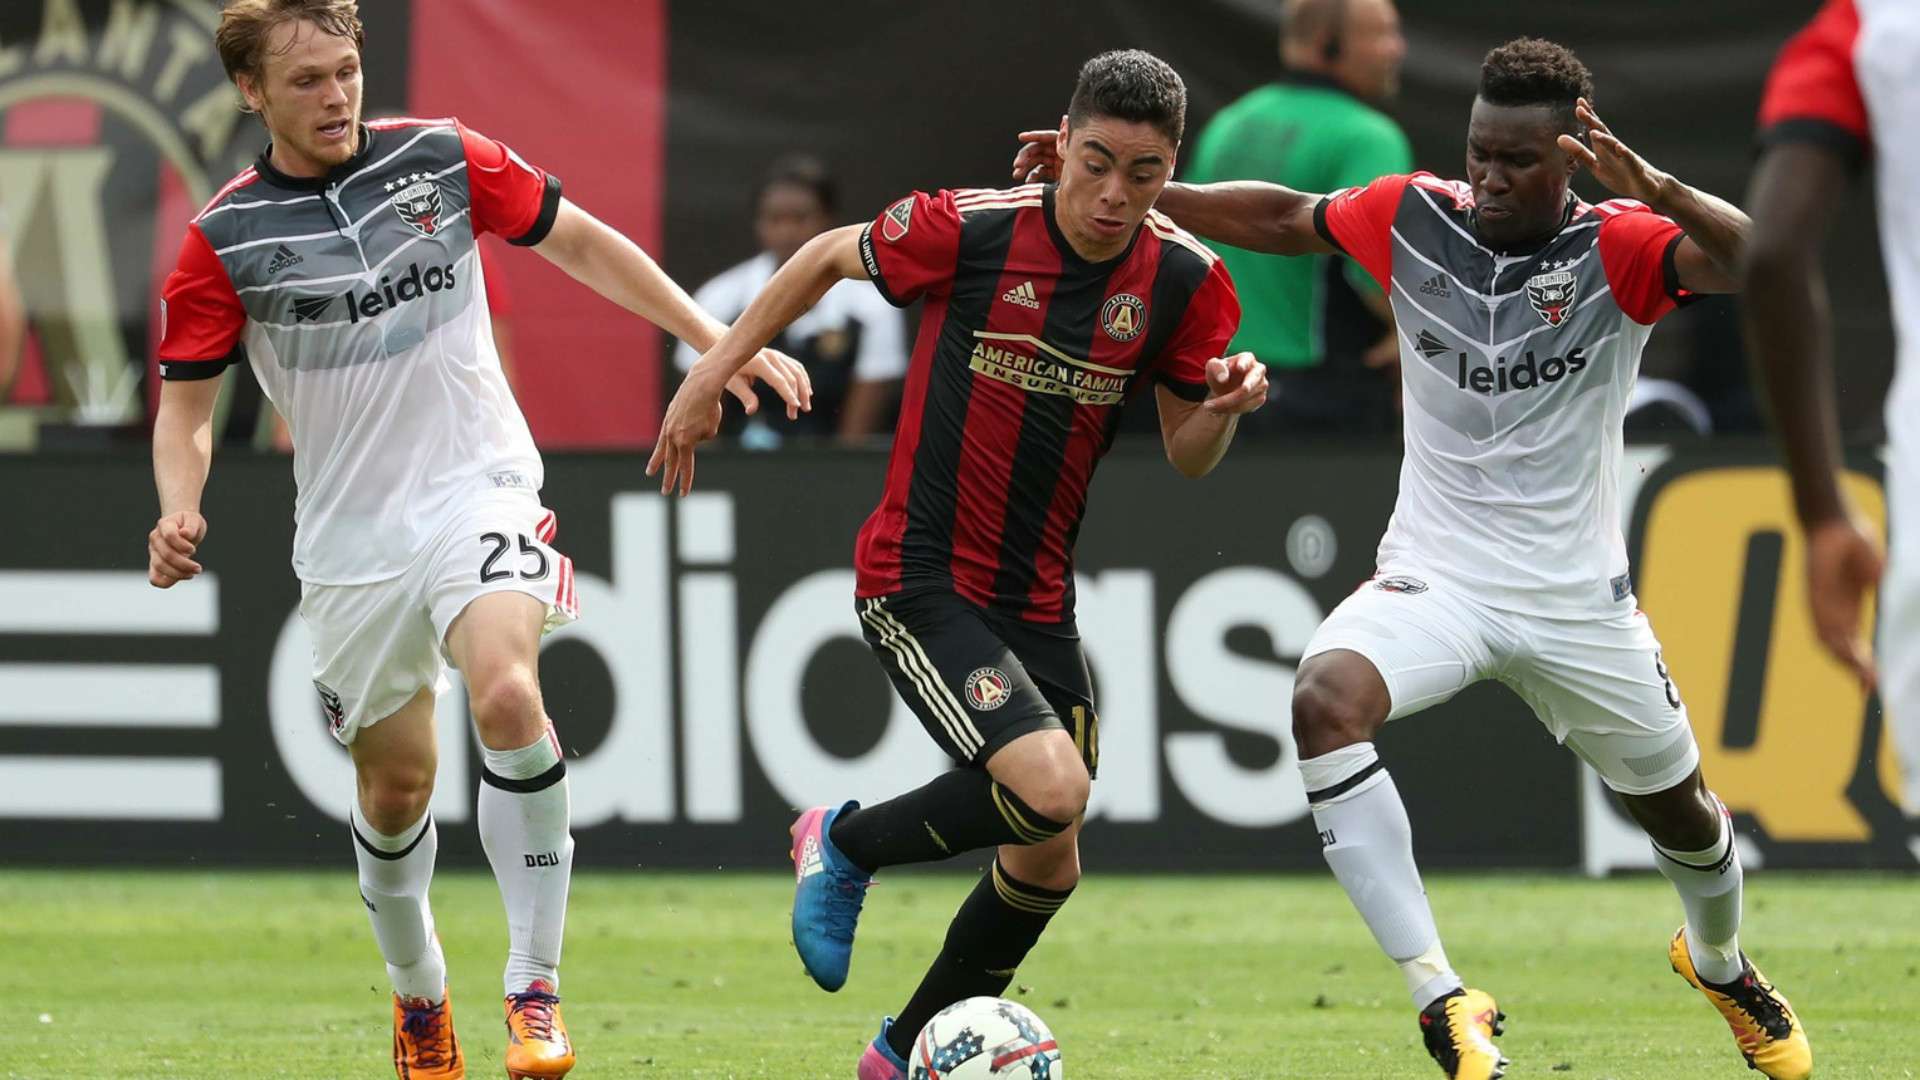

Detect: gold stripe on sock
991,861,1067,915
991,784,1050,845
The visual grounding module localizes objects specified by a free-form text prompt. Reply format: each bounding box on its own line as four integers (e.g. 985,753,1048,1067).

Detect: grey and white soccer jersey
1317,172,1698,614
158,117,559,586
1306,171,1703,794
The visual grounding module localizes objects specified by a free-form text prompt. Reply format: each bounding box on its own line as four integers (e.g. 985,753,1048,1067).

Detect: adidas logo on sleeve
1000,280,1040,309
1418,273,1451,298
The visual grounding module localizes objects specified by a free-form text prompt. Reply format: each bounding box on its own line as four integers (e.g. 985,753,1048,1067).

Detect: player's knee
468,664,545,748
1023,758,1090,825
357,763,434,833
1001,843,1081,893
1291,673,1378,759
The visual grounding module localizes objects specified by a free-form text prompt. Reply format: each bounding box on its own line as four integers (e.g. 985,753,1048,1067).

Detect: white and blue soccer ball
909,996,1062,1079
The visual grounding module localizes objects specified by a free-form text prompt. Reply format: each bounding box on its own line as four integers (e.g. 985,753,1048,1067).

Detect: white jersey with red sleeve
158,118,562,585
1314,171,1697,614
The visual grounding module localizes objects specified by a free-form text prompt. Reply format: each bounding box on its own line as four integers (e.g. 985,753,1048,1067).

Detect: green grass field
2,870,1914,1079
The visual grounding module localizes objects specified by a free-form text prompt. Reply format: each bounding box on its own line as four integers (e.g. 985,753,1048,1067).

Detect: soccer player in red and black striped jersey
650,50,1258,1077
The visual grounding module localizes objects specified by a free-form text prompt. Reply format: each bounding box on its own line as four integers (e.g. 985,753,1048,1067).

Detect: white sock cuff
1301,742,1385,807
481,727,565,786
350,801,431,854
1652,797,1733,869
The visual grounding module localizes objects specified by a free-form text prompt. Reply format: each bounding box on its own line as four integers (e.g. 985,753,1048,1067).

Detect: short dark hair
756,154,837,217
1478,37,1594,136
1067,49,1187,146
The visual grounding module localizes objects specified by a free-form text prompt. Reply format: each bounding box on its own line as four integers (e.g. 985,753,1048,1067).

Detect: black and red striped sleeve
1312,172,1413,291
1595,201,1696,326
1757,0,1868,167
157,223,245,381
1154,258,1241,401
857,190,964,307
458,121,562,246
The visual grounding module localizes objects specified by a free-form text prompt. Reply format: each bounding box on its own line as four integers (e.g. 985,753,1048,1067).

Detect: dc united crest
315,681,346,736
1525,269,1577,327
1374,575,1428,595
387,172,443,237
965,667,1013,711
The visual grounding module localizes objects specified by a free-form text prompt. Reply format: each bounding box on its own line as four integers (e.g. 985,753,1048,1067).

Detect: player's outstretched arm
1010,126,1333,255
1742,140,1883,687
149,375,223,588
1156,353,1269,479
647,224,870,496
1558,98,1748,293
532,198,812,417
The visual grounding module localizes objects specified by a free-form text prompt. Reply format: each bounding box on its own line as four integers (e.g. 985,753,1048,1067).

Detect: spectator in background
676,154,906,447
0,232,21,403
1187,0,1409,436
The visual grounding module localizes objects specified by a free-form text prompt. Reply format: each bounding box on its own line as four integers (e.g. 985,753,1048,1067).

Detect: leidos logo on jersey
338,262,459,322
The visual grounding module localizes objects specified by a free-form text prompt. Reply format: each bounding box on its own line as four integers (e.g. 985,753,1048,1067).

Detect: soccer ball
909,996,1062,1079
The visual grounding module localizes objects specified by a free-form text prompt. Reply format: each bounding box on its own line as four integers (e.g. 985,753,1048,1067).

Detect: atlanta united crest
1525,269,1577,327
1101,292,1145,341
387,172,443,237
964,667,1013,711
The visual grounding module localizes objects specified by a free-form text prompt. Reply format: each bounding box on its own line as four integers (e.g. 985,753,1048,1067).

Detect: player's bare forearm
687,225,866,390
1157,386,1238,479
1650,176,1749,294
152,376,222,516
1156,182,1332,256
1741,143,1853,526
534,198,728,353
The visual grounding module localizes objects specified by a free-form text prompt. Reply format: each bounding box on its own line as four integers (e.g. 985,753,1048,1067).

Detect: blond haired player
146,2,808,1076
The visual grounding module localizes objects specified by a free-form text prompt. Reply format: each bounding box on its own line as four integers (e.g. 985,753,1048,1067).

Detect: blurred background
0,1,1906,874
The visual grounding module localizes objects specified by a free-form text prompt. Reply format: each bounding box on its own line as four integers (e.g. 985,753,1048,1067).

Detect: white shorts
1301,567,1700,796
301,493,580,745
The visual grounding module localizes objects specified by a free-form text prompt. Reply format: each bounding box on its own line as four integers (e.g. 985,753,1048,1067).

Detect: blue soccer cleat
789,800,871,992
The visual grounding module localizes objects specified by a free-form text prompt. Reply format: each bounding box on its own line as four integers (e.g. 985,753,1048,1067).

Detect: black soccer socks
828,769,1070,873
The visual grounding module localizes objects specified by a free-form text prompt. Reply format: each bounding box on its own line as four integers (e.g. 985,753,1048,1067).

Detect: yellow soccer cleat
1418,987,1509,1079
392,990,464,1079
1669,928,1812,1079
503,980,575,1079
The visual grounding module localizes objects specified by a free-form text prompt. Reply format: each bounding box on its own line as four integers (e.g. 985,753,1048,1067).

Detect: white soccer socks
1302,742,1463,1009
1653,795,1744,985
478,728,574,996
350,802,448,1002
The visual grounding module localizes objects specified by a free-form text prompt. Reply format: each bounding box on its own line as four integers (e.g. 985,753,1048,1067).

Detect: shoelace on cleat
507,989,562,1043
1719,971,1793,1041
399,1001,453,1067
820,875,870,941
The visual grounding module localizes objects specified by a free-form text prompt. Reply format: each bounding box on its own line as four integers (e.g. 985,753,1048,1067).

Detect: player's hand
1011,117,1065,183
148,510,207,588
1804,513,1884,689
730,348,813,420
647,368,726,497
1202,352,1269,415
1557,98,1668,206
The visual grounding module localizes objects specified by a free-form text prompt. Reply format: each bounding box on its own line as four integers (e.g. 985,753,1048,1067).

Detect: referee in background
1187,0,1409,436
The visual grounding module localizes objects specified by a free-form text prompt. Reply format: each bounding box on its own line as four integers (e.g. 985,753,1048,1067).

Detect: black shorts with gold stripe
855,589,1099,777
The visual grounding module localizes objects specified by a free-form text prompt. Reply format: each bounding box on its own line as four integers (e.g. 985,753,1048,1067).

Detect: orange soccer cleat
392,991,463,1079
503,980,575,1079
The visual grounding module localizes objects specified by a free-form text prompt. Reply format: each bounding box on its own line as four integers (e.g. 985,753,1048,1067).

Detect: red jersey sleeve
157,222,245,380
858,190,964,307
1595,201,1696,326
1312,172,1413,291
1155,258,1242,401
1757,0,1868,165
458,121,563,246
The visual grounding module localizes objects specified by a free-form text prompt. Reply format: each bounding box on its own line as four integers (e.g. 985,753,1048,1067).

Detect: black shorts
856,590,1099,776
